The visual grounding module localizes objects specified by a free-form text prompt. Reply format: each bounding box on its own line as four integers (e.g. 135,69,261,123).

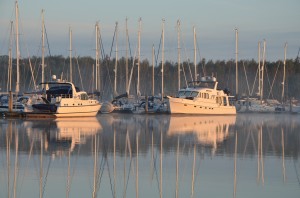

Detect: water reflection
167,115,236,153
25,117,102,154
0,114,299,198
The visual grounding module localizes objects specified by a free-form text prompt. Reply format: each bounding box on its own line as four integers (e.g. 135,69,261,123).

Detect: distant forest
0,55,300,101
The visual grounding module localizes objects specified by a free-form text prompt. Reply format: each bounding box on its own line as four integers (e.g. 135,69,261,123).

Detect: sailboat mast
95,22,100,93
235,28,238,96
177,20,181,90
282,42,287,103
258,41,261,99
15,1,20,93
42,10,45,87
152,45,155,96
114,22,118,95
125,18,129,93
161,19,165,101
193,26,197,82
8,21,13,92
95,24,98,92
69,26,72,83
261,40,266,103
137,18,141,96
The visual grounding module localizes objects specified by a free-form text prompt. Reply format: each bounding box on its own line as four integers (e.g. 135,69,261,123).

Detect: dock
2,111,56,119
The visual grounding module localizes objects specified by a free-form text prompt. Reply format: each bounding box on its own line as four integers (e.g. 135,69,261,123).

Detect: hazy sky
0,0,299,62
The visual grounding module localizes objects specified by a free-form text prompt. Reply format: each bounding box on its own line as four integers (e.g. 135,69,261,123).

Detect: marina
1,1,300,197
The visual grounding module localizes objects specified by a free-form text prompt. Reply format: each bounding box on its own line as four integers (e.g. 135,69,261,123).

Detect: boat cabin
39,81,87,104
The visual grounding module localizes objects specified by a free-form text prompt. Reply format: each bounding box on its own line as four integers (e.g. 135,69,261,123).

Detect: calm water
0,113,299,198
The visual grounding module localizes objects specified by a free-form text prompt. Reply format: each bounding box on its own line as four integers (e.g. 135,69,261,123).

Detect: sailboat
274,43,300,113
236,40,279,113
0,2,31,114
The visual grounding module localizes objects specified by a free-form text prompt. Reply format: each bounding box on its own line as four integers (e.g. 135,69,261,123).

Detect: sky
0,0,299,62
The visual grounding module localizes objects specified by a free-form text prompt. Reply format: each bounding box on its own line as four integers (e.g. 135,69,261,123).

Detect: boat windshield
178,91,199,98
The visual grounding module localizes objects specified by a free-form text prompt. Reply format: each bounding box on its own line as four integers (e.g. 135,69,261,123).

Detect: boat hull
235,99,276,113
32,98,101,117
0,104,25,113
167,97,236,115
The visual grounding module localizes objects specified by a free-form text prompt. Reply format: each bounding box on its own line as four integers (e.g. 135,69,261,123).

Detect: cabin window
80,93,89,100
178,91,185,97
216,97,222,105
223,97,227,106
185,91,192,97
191,91,198,97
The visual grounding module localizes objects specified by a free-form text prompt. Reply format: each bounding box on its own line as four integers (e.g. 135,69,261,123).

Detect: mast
114,22,118,95
15,1,20,93
193,26,197,81
258,41,261,98
152,45,155,96
235,28,238,96
177,20,181,90
261,40,266,104
137,18,141,96
125,18,129,93
161,19,165,101
69,26,72,83
8,21,13,91
282,42,287,103
42,10,45,87
39,136,43,198
95,22,100,93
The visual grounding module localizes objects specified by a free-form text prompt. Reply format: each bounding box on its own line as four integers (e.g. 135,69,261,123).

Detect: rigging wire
100,27,116,97
155,31,162,67
196,36,205,76
264,63,275,99
242,61,251,96
267,62,281,99
250,63,259,96
154,30,162,93
177,23,189,87
75,54,84,90
44,24,52,57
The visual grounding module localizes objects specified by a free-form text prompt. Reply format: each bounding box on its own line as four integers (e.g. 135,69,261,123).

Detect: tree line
0,55,299,101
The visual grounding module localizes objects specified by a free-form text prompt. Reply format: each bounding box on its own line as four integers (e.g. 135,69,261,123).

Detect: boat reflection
167,115,236,152
25,117,102,153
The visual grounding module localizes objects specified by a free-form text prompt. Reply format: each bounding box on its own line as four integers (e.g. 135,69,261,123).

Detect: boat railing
48,94,72,103
228,97,236,106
